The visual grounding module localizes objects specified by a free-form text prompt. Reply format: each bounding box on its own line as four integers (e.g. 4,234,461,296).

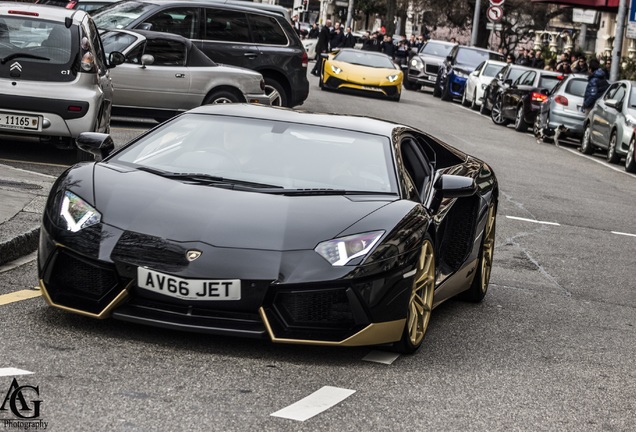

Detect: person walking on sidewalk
311,20,331,76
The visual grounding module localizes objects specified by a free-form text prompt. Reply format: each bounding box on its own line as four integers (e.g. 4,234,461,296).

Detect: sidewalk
0,163,56,267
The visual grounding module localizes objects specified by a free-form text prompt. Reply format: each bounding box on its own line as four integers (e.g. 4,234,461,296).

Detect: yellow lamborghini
320,49,403,101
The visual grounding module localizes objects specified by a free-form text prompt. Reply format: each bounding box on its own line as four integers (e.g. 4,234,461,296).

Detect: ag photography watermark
1,378,47,430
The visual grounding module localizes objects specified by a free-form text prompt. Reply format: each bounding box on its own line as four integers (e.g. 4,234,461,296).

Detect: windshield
334,50,395,69
110,114,398,194
456,48,503,68
420,42,453,58
483,63,503,77
92,0,156,29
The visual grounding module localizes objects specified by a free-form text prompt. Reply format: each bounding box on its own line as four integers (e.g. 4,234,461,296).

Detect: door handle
244,52,258,59
175,73,185,78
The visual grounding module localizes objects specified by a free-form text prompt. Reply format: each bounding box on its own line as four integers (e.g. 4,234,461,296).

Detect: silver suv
0,3,123,160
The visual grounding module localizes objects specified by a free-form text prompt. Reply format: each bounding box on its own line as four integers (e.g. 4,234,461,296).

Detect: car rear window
539,76,561,92
0,17,79,82
565,78,587,97
483,63,503,77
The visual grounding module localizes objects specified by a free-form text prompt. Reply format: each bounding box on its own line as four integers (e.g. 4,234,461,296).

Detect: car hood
415,54,445,64
90,164,394,251
330,60,399,81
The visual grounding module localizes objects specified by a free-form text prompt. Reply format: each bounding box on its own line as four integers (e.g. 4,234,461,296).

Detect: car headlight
315,231,384,266
454,70,468,79
387,74,399,83
59,191,101,232
331,65,342,74
410,58,423,70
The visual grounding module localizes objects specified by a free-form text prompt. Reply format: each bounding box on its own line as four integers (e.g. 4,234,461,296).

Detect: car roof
425,39,456,46
129,0,288,20
456,45,501,55
0,2,89,22
187,104,399,137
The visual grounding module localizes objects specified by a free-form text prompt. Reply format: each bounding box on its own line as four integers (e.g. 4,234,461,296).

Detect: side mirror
140,54,155,68
76,132,114,162
108,51,125,68
605,99,621,109
470,70,478,77
436,174,477,198
320,53,329,59
504,79,513,86
137,23,152,30
446,55,453,62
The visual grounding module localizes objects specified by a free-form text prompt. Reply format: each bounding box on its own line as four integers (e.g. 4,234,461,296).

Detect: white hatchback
0,3,123,160
462,59,506,110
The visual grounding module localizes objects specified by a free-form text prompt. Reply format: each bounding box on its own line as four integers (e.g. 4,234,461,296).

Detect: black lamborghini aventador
38,104,498,354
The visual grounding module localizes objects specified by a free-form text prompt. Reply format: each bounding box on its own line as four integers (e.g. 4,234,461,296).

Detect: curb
0,211,42,267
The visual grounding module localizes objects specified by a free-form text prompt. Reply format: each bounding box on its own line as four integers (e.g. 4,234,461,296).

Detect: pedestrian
330,22,344,50
603,58,611,78
308,22,319,39
342,26,355,48
544,58,557,71
582,58,609,115
381,34,395,59
311,19,331,76
555,53,571,74
394,38,409,68
571,55,588,73
506,53,515,64
530,50,545,69
450,37,457,44
515,47,529,66
291,13,301,37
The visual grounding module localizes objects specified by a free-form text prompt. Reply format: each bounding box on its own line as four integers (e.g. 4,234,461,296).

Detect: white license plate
0,112,40,131
428,75,436,81
362,86,382,92
137,267,241,301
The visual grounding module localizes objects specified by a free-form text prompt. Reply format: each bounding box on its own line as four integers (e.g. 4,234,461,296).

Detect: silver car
405,39,456,91
534,73,588,142
101,30,270,121
0,3,122,159
580,80,636,164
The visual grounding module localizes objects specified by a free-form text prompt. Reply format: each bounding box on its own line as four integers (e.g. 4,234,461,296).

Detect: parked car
35,0,118,14
533,73,588,143
490,69,562,132
434,45,504,101
580,80,636,164
0,3,123,160
39,103,498,354
405,39,456,91
92,0,309,108
480,64,532,115
319,49,402,101
461,59,506,110
101,30,270,121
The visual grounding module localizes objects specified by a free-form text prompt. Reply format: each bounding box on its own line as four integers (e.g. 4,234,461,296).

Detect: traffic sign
487,6,504,22
486,22,503,31
490,0,505,5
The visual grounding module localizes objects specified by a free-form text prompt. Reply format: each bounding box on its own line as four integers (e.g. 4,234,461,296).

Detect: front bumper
407,63,439,88
38,222,416,347
447,74,468,98
323,76,400,99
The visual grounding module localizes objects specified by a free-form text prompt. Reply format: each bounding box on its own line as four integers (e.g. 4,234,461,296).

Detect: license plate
362,86,382,92
0,112,40,131
137,267,241,301
428,75,436,81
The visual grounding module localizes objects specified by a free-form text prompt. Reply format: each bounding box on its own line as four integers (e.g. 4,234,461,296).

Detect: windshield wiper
261,188,397,196
136,166,282,189
1,53,50,64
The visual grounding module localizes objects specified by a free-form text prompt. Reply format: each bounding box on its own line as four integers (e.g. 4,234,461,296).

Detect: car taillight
80,36,95,72
8,10,39,17
66,1,78,8
554,95,568,106
531,92,548,103
301,51,308,68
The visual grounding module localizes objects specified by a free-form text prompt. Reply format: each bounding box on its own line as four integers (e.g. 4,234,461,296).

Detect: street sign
487,6,503,22
489,0,505,5
486,22,503,31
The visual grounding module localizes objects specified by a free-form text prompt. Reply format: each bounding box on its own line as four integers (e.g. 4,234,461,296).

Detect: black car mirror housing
108,51,125,68
436,174,478,198
76,133,115,162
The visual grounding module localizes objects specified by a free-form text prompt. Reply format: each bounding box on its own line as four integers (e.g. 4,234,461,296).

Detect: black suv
93,0,309,107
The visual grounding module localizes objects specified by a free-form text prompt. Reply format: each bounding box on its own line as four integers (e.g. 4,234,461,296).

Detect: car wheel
607,132,621,164
470,89,478,110
432,76,442,98
461,89,469,106
580,124,594,154
514,106,528,132
403,79,416,91
490,97,509,126
626,136,636,173
461,203,496,303
393,238,435,354
264,78,288,107
440,81,451,101
203,89,240,105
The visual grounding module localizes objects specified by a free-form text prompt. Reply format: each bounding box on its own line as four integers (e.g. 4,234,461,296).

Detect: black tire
470,89,479,110
490,97,509,126
461,89,470,106
626,137,636,173
263,77,287,107
403,79,417,91
580,124,594,154
514,106,528,132
606,132,621,164
461,203,496,303
203,89,240,105
432,76,442,97
393,237,435,354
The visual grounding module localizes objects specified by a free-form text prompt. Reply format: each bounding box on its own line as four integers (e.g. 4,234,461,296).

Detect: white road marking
612,231,636,238
0,368,34,377
505,215,560,226
0,252,37,274
271,386,356,421
0,159,62,174
561,147,636,178
362,350,400,365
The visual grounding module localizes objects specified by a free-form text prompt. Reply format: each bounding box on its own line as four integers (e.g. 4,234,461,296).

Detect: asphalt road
1,69,636,431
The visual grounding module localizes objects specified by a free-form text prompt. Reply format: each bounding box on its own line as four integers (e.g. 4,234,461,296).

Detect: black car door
504,70,535,119
197,8,258,68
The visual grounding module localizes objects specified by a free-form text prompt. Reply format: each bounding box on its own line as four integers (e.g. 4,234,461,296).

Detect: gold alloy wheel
407,240,435,347
479,204,496,293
